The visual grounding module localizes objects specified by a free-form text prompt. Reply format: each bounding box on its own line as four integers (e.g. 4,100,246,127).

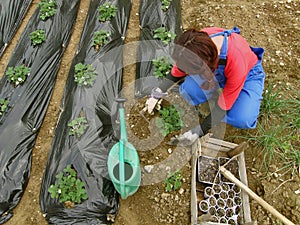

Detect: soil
0,0,299,225
198,156,220,184
219,157,240,183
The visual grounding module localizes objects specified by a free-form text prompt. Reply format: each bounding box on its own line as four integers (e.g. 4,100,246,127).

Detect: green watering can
107,98,141,199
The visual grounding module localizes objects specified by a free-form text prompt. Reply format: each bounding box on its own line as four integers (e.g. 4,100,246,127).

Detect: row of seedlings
0,0,80,223
135,0,182,97
132,0,185,139
39,0,132,224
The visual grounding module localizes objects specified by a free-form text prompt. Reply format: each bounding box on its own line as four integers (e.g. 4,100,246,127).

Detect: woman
148,27,266,146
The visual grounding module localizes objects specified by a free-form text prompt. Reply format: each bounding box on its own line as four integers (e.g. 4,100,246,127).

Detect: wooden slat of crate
191,134,252,225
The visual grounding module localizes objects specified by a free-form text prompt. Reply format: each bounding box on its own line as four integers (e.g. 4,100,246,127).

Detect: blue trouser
179,46,266,129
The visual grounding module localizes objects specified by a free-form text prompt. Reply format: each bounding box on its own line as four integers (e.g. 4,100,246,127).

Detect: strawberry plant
6,65,30,87
156,104,183,136
152,56,172,78
48,165,88,208
161,0,171,11
97,2,117,22
0,99,9,117
38,0,57,20
92,30,111,51
153,27,176,45
74,63,97,86
30,29,46,46
68,117,88,138
164,170,183,192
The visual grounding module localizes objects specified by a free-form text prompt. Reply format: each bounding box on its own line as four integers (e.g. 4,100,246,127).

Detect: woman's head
172,29,218,89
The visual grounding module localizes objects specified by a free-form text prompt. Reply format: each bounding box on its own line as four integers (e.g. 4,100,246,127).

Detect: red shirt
202,27,258,110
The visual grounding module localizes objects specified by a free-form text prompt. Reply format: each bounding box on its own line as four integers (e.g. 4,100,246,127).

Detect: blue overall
179,27,266,129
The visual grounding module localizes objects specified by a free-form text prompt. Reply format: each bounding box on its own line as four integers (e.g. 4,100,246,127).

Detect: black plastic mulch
0,0,80,223
135,0,182,97
0,0,33,58
39,0,132,224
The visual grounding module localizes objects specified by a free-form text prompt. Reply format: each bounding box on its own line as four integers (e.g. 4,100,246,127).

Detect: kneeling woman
151,27,266,145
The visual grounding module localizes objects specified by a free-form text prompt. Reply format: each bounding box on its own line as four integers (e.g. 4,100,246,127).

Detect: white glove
168,125,203,146
168,130,199,146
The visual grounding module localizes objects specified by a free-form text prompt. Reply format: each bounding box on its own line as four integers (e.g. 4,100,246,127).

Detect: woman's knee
226,112,258,129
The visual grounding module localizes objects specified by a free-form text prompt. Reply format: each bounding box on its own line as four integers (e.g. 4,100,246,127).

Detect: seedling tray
197,156,240,185
191,134,252,225
197,156,220,185
219,157,241,184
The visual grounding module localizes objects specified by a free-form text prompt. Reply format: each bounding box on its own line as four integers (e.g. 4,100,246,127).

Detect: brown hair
172,29,219,90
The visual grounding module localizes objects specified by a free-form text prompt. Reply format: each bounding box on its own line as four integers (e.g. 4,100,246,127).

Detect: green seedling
152,56,172,78
164,170,183,192
38,0,57,20
92,30,111,51
156,105,183,137
48,165,88,208
6,65,30,87
74,63,97,87
161,0,171,11
97,2,117,22
30,29,46,46
153,27,176,45
68,117,88,138
0,99,9,117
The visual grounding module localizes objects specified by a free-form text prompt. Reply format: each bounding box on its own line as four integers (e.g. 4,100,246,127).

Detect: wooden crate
191,134,252,225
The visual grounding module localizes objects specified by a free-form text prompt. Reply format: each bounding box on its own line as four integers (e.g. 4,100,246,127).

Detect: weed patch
232,84,299,175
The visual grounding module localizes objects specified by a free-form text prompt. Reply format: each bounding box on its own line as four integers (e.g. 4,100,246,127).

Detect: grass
259,83,283,118
231,82,299,176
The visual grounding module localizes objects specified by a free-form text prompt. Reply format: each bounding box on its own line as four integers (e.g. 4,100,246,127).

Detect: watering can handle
115,98,127,108
115,98,128,141
115,98,128,197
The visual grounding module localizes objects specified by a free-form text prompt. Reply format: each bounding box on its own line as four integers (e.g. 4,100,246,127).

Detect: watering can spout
107,98,141,199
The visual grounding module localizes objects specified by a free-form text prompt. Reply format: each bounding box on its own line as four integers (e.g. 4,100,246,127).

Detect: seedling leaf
38,0,57,20
6,65,30,87
30,29,46,46
98,3,117,22
48,165,88,207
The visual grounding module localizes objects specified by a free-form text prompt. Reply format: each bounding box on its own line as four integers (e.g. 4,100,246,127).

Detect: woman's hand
168,125,204,146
